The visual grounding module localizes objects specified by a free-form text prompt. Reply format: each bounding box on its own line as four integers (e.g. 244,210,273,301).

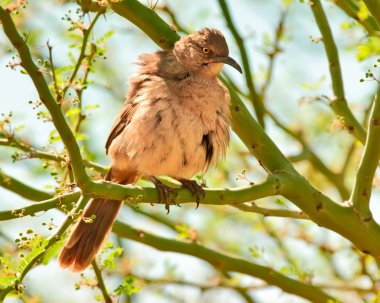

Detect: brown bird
58,28,242,272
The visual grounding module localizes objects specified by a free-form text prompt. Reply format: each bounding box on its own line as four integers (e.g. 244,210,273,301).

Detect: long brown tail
58,170,131,272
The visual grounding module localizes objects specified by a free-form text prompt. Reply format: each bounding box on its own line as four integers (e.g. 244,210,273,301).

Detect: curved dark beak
214,56,242,73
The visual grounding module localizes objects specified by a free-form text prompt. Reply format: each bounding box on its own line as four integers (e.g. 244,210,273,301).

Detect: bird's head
173,28,242,77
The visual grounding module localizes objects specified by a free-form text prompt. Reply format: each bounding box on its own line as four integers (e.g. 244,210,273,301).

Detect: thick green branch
112,221,335,302
362,0,380,29
0,170,52,201
310,0,367,143
221,76,297,174
0,6,90,187
111,0,180,49
217,0,265,128
281,173,380,257
267,110,349,199
0,177,280,221
350,87,380,220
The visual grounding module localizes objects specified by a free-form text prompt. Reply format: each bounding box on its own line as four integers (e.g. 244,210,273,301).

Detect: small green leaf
0,274,18,288
114,276,140,296
42,240,65,265
17,241,47,274
65,108,81,118
84,104,99,111
274,198,286,207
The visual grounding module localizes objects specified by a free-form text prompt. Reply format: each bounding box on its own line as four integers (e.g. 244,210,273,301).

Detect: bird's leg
149,176,178,214
176,178,205,209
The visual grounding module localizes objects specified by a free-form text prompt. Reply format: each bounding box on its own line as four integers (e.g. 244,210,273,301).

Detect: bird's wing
105,101,138,154
105,50,187,154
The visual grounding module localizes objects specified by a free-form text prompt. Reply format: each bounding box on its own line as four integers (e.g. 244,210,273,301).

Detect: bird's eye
202,47,210,54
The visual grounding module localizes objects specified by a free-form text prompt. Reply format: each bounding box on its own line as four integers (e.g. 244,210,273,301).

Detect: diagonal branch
350,87,380,220
260,9,288,101
217,0,265,128
111,0,180,49
0,6,90,188
61,11,102,101
362,0,380,29
333,0,379,35
0,170,52,201
266,110,350,199
310,0,367,144
91,260,112,303
112,221,335,302
0,195,90,300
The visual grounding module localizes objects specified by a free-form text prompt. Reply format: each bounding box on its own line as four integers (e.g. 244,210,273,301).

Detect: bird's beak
214,56,242,73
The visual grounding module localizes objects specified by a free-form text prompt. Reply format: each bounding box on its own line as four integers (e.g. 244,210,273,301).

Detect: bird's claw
178,179,205,209
150,177,177,214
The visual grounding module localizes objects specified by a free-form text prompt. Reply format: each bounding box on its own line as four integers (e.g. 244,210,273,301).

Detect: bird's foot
149,177,177,214
177,179,205,209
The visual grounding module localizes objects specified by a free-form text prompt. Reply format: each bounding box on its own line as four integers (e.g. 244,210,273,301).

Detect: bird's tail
58,169,132,272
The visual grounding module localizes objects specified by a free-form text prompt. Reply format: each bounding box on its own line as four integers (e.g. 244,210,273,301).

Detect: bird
58,28,242,272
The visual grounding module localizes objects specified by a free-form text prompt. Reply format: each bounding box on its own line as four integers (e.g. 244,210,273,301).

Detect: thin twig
310,0,367,144
233,203,308,220
92,260,112,303
0,195,90,300
47,40,60,99
61,11,102,101
0,5,90,187
260,9,288,101
0,137,107,174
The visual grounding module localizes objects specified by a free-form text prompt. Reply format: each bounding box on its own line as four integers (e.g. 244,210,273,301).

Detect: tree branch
310,0,367,144
233,203,308,220
260,9,288,101
0,177,280,221
91,260,112,303
0,6,91,188
217,0,265,128
110,0,180,49
333,0,379,35
362,0,380,29
266,110,350,199
0,137,107,174
0,170,52,201
0,192,80,221
112,221,335,302
0,195,90,300
61,11,102,101
350,87,380,220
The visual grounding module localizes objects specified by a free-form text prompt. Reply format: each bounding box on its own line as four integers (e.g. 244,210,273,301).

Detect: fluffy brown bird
58,28,242,272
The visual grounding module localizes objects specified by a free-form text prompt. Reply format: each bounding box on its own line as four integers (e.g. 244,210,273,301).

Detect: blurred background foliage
0,0,380,302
